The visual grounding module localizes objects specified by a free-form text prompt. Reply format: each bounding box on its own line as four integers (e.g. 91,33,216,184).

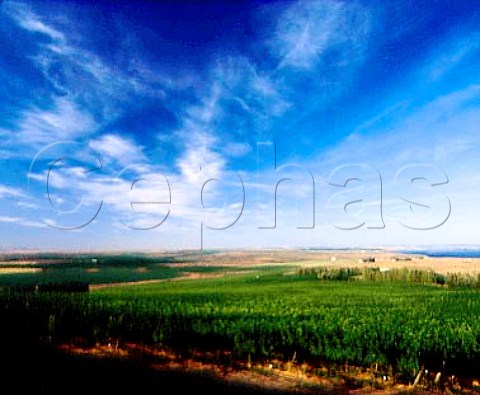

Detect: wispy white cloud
0,215,46,228
15,97,97,145
322,84,480,168
223,142,251,157
172,81,225,186
270,0,370,70
4,4,167,162
7,2,65,42
0,185,24,199
3,0,480,249
214,57,291,117
6,2,167,134
23,219,47,229
0,216,19,223
16,201,40,210
177,135,224,185
421,30,480,82
89,134,146,166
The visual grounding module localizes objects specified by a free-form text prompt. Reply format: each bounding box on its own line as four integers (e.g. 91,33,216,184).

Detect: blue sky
1,0,480,251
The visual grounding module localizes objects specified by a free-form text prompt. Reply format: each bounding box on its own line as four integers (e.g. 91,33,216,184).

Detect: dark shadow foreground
0,345,335,395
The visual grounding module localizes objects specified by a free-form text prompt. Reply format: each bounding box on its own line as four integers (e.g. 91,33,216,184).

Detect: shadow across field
0,344,431,395
0,345,318,395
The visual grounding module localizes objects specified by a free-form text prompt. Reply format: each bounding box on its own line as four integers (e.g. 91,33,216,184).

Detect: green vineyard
2,269,480,384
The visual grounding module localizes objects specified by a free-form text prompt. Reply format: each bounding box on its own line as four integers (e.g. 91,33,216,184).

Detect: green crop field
2,264,480,387
0,254,244,287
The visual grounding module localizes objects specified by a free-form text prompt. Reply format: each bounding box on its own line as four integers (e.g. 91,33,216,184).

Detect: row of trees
298,266,480,287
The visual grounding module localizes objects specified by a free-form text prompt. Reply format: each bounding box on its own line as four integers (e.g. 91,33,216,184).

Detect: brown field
0,267,42,274
1,249,480,276
159,249,480,276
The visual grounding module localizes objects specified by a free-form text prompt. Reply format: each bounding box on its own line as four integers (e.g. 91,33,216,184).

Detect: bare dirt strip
58,342,468,395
